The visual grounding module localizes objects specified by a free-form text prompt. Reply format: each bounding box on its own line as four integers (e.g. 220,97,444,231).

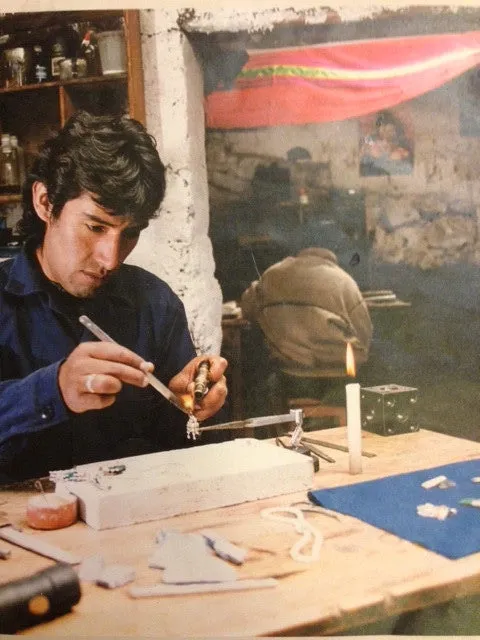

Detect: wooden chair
272,368,348,434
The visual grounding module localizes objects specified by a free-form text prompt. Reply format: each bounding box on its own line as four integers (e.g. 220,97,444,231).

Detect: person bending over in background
0,110,227,484
241,247,372,412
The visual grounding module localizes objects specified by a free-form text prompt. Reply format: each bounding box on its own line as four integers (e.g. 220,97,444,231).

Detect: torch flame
180,393,194,413
346,342,356,378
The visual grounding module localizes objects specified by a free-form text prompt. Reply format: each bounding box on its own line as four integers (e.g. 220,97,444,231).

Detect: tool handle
79,315,117,344
194,359,210,401
0,563,81,634
79,315,189,414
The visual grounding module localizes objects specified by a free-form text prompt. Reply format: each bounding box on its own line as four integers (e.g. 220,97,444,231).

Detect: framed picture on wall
359,108,414,176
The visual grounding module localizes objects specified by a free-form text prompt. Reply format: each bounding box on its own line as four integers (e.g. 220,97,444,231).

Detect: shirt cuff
34,361,71,427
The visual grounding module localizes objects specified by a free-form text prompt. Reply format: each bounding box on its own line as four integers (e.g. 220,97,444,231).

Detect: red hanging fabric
205,31,480,129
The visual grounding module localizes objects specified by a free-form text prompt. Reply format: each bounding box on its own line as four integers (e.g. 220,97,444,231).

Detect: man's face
36,192,146,298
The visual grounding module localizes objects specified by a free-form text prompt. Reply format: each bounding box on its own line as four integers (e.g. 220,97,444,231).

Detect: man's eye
87,225,105,234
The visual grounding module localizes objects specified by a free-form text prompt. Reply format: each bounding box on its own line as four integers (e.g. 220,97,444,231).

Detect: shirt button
40,404,55,421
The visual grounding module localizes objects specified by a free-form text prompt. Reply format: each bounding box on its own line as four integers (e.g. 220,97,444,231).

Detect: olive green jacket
241,248,372,377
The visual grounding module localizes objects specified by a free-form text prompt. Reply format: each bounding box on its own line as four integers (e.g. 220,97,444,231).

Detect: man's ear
32,181,52,223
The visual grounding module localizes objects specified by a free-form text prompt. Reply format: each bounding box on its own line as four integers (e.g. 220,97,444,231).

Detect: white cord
260,506,323,563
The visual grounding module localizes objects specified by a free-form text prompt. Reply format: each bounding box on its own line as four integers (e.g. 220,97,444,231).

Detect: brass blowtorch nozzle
193,359,210,401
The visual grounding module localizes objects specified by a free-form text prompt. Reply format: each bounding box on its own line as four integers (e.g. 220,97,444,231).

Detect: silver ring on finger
85,373,97,394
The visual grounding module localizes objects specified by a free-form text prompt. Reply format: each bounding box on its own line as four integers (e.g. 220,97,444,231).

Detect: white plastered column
128,8,223,355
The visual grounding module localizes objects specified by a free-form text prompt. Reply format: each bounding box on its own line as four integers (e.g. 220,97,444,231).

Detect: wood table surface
2,427,480,637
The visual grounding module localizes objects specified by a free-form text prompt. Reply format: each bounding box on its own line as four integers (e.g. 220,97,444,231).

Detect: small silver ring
85,373,96,394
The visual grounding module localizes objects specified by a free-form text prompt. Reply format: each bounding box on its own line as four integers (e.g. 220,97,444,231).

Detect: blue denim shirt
0,245,197,483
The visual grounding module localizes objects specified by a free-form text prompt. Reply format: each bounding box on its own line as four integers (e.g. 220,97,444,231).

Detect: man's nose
96,235,122,271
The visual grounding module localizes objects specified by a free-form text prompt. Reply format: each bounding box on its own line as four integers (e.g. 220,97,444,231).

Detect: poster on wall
359,108,414,176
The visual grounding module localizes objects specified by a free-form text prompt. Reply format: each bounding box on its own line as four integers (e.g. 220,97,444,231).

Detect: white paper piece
416,503,457,521
151,531,206,569
96,564,136,588
129,578,278,598
200,529,248,565
162,552,237,584
421,475,447,489
151,530,238,584
78,554,105,582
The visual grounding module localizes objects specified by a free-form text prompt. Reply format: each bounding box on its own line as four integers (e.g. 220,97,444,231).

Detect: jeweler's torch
193,359,210,401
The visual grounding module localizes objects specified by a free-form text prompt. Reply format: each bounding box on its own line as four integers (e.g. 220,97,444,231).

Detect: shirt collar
4,240,133,307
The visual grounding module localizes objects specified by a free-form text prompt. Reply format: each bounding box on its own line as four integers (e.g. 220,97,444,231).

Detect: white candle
346,382,362,474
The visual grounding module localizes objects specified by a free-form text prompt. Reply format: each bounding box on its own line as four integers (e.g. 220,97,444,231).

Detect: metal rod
302,442,336,463
198,412,297,433
276,436,334,463
301,436,376,458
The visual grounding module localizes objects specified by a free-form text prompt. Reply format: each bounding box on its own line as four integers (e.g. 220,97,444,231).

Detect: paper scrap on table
96,564,136,589
128,578,278,598
150,530,238,584
416,503,457,521
421,475,447,489
150,531,206,569
200,529,248,565
78,554,105,582
78,555,135,588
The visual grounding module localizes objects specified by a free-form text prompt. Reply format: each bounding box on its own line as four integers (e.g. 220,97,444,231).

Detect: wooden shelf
0,74,127,96
0,10,123,34
0,10,145,214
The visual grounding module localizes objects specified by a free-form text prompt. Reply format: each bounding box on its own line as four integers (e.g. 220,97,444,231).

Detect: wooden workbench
2,428,480,636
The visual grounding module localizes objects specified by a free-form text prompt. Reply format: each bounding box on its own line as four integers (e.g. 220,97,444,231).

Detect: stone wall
369,191,478,269
206,76,480,271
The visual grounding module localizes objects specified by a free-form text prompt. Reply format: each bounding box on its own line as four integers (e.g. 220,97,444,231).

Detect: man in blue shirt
0,111,227,483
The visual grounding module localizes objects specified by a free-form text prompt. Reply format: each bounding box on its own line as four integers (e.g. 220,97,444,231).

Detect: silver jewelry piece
186,414,200,440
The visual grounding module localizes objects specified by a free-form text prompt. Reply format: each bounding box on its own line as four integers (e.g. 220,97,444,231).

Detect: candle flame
346,342,356,378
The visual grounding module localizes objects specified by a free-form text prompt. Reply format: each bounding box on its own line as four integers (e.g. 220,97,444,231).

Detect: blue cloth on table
308,459,480,559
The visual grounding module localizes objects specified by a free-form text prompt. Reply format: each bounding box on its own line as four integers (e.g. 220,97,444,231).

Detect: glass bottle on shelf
49,32,67,79
30,44,48,84
80,29,102,76
10,135,25,186
49,24,81,80
0,134,19,194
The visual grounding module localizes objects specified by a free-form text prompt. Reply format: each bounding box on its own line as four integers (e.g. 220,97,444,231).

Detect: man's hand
168,355,228,422
58,342,153,413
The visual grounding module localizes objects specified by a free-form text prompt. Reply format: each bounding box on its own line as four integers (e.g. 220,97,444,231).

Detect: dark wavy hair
18,110,166,240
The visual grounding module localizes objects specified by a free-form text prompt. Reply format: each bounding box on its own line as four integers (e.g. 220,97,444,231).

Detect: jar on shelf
49,25,80,79
2,47,27,88
29,44,48,84
59,57,87,81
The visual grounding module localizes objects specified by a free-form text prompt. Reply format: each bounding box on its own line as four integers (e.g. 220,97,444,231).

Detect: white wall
128,8,223,354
